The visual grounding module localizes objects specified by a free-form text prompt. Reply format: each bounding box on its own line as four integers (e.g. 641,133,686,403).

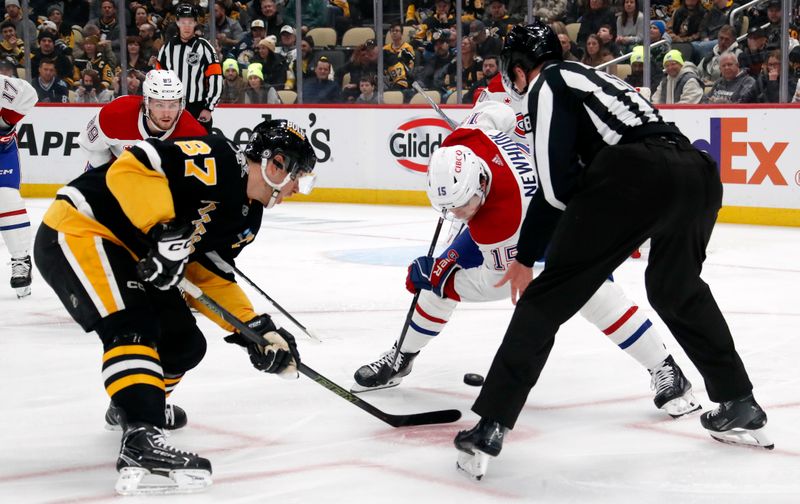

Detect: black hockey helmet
499,20,562,84
244,119,316,176
175,2,198,20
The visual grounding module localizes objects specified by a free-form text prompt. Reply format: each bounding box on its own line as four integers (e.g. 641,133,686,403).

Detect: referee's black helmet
500,21,562,83
244,119,317,175
175,2,198,20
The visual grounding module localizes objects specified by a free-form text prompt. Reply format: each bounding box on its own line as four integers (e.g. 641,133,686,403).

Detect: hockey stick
179,278,461,427
412,81,459,129
207,253,323,343
376,217,445,386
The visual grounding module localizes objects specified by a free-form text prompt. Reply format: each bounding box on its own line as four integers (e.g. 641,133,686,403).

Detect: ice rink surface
1,199,798,504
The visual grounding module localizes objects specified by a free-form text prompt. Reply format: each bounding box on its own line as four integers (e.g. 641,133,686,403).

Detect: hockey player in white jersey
353,102,700,420
0,74,37,297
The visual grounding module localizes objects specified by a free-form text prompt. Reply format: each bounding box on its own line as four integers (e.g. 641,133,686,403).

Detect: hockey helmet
426,145,489,218
175,3,198,20
143,69,185,102
499,21,562,87
245,119,317,207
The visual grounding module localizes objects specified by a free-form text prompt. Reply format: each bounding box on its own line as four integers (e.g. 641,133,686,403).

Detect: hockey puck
463,373,485,386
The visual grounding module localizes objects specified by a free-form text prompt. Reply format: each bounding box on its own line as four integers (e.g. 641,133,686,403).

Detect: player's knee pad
95,310,161,350
158,324,208,375
0,186,24,211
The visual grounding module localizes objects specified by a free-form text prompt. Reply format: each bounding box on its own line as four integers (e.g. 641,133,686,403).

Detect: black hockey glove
224,314,301,378
136,221,194,290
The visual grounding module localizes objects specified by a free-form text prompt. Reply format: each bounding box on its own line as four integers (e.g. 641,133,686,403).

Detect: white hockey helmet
143,69,185,102
426,145,489,217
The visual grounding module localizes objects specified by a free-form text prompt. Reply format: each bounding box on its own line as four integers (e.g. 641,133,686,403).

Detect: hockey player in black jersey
33,120,316,495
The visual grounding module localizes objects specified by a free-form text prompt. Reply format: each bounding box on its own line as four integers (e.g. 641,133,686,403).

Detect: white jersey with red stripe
440,126,537,302
78,95,208,168
0,75,38,142
471,73,531,147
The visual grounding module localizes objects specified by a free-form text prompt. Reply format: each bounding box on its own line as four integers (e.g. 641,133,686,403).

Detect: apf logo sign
389,117,453,172
692,117,789,185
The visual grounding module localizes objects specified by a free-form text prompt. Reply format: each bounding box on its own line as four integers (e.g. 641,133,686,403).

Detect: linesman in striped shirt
157,3,222,132
455,21,772,480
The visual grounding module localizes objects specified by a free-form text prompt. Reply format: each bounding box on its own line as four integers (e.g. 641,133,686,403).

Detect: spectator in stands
62,0,91,30
326,0,352,37
468,55,498,102
74,68,115,103
577,0,616,45
0,20,22,65
284,0,328,30
790,46,800,80
286,35,315,91
442,36,483,100
616,0,644,54
355,75,378,103
558,33,580,61
47,5,78,54
582,33,614,72
3,0,36,47
234,19,267,65
31,32,73,83
702,52,758,103
596,24,620,57
755,50,796,103
625,45,645,88
32,59,69,103
416,0,456,43
130,5,151,33
418,28,452,90
72,35,117,90
249,0,286,39
209,1,244,54
648,19,672,88
762,0,783,50
652,49,703,103
87,0,121,54
220,58,246,103
251,37,288,90
303,56,341,103
341,38,378,102
243,62,281,104
276,25,297,65
0,54,15,76
138,22,162,62
469,20,502,59
532,0,568,22
739,27,770,77
126,36,152,73
698,24,740,85
668,0,706,63
694,0,741,62
484,0,519,37
384,22,416,96
112,68,144,96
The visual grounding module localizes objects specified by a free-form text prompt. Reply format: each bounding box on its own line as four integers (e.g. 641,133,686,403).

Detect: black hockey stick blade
179,279,461,428
299,363,461,427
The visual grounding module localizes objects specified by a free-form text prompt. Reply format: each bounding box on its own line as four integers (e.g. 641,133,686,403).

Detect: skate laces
165,405,175,425
368,346,405,373
151,430,196,457
650,361,676,395
10,257,30,278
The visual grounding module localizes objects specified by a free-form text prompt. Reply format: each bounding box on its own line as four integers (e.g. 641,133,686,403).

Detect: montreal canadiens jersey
0,75,38,143
78,95,208,168
441,127,538,302
473,74,531,148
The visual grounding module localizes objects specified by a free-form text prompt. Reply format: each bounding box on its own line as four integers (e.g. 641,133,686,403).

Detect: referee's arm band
205,63,222,76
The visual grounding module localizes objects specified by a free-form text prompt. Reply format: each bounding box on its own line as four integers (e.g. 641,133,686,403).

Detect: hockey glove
136,221,194,290
224,314,301,379
405,251,461,300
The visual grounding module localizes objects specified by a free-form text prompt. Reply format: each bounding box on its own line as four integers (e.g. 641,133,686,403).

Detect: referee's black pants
473,135,753,429
186,101,213,133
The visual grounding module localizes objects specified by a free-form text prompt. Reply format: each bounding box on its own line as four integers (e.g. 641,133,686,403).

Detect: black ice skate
10,255,31,298
701,394,773,450
105,401,188,431
649,355,701,418
115,422,212,495
351,343,419,392
454,418,508,481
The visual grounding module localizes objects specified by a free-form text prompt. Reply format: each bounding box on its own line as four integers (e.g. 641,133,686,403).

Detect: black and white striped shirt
157,35,223,110
516,60,680,265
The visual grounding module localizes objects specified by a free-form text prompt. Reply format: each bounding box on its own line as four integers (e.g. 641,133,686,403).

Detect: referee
455,21,771,478
157,3,222,132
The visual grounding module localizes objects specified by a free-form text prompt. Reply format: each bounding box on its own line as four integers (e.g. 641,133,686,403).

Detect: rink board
16,103,800,226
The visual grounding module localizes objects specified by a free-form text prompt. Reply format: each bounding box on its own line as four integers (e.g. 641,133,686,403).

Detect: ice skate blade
708,426,774,450
15,286,31,298
115,467,212,495
662,391,702,418
456,450,492,481
350,377,403,393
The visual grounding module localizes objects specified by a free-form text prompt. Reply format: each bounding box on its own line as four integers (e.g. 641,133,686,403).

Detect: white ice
1,200,798,504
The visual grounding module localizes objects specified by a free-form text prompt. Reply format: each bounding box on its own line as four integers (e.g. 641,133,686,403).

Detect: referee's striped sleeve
199,39,223,110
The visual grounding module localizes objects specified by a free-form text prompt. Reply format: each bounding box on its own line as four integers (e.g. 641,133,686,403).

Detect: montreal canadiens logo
389,117,453,173
514,113,525,138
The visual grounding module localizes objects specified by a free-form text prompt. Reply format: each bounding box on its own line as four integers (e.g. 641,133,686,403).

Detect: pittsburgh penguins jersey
383,42,416,89
53,134,263,267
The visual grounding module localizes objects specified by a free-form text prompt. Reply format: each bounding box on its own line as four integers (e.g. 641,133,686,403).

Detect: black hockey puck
463,373,484,386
